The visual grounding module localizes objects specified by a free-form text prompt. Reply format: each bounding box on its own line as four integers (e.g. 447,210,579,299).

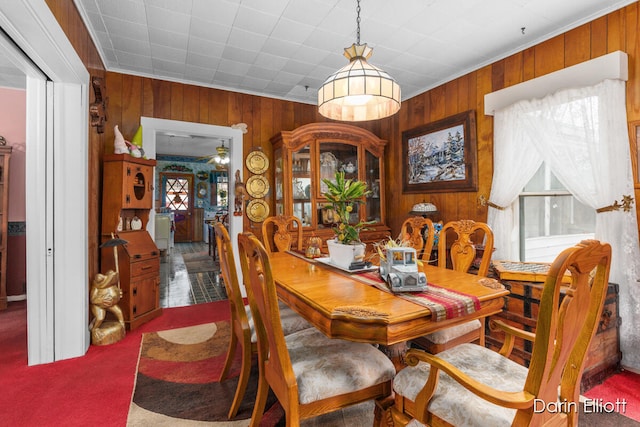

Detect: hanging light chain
356,0,361,45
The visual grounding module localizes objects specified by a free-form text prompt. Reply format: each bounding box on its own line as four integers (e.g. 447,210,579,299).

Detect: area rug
127,321,282,426
182,251,218,274
127,322,377,426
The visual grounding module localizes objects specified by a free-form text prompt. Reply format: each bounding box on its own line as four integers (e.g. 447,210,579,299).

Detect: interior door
161,173,194,242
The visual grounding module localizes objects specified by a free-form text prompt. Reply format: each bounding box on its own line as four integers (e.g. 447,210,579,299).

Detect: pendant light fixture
318,0,401,122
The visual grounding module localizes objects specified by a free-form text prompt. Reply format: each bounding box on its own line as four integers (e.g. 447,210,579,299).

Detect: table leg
379,341,409,372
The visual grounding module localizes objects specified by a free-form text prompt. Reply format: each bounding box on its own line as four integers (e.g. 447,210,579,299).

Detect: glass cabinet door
274,147,284,216
292,145,311,226
365,150,382,223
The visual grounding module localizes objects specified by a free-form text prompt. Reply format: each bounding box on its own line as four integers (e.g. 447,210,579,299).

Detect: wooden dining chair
412,219,494,353
399,216,435,261
388,239,611,427
214,223,311,419
261,215,303,254
237,232,396,427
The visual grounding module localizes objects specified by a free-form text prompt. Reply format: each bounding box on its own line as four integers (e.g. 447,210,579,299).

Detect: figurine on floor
89,270,126,345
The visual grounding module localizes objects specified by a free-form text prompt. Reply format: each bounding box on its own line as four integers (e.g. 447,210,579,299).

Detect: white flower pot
326,239,366,269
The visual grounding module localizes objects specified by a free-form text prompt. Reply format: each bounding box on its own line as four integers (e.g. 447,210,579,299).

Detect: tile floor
159,242,227,308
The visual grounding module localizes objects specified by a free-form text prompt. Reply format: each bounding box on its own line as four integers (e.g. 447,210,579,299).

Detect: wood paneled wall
383,3,640,237
49,0,640,280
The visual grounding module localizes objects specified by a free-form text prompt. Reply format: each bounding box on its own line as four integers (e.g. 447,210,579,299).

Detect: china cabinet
101,153,161,329
0,146,11,310
270,123,390,250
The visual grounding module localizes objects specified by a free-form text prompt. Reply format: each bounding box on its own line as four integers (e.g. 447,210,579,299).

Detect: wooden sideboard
485,279,621,392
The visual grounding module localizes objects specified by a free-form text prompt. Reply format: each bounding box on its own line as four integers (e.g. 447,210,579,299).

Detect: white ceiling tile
187,37,225,58
186,52,222,69
191,0,240,25
217,58,251,76
103,16,148,41
116,50,153,69
152,57,185,74
226,27,267,51
95,0,146,23
221,46,258,64
75,0,638,105
146,0,193,14
233,6,279,36
282,0,337,26
189,18,232,42
146,5,191,34
149,27,188,50
151,44,187,63
110,35,150,53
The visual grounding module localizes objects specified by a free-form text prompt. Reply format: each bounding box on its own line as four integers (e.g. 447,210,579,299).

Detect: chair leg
373,396,395,427
219,330,238,381
479,320,486,347
227,341,253,419
249,374,269,427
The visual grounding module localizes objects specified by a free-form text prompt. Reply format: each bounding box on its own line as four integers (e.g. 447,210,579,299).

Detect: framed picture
402,110,478,193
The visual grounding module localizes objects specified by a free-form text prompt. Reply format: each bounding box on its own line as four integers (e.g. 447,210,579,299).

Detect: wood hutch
101,153,162,329
270,123,390,250
0,146,11,310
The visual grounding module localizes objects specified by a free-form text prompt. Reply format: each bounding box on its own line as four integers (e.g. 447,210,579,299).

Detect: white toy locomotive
379,246,427,292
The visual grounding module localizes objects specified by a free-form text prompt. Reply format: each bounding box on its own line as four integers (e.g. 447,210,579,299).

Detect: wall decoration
246,175,270,198
246,199,269,222
402,110,477,193
246,150,269,174
234,169,248,216
89,76,108,134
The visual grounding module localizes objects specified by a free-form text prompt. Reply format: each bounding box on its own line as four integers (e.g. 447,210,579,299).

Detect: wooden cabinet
101,153,161,329
270,123,390,250
0,146,11,310
486,279,621,392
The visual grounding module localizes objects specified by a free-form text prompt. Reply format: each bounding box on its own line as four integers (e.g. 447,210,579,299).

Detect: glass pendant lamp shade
318,43,400,121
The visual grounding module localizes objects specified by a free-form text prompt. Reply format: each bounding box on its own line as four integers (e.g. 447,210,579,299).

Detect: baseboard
7,294,27,302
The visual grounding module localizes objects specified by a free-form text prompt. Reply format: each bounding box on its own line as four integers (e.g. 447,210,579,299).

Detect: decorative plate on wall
246,199,270,222
246,175,270,198
246,150,269,174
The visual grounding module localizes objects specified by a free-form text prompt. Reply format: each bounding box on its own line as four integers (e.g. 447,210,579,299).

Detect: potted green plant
322,171,373,268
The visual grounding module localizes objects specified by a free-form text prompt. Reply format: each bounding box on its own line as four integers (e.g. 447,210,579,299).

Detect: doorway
160,172,194,242
1,3,90,365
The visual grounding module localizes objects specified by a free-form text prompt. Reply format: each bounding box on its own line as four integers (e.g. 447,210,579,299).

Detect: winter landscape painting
402,110,477,193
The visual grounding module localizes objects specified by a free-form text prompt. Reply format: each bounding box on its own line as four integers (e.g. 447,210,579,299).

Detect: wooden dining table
269,252,509,347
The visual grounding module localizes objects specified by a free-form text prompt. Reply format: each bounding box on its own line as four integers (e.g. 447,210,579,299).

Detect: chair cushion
285,327,396,405
421,319,481,344
245,302,311,343
393,343,528,427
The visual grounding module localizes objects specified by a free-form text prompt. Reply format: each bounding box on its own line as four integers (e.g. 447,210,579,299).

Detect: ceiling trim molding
484,50,628,116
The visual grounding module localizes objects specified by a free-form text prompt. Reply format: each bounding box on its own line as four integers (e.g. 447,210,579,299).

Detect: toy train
379,247,427,292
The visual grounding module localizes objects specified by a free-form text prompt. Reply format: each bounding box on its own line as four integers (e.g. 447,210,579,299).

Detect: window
519,163,595,262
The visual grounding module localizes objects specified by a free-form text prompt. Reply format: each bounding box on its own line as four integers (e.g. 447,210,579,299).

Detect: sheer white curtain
489,79,640,371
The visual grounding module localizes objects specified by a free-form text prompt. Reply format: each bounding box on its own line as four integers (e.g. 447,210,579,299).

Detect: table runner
286,251,480,322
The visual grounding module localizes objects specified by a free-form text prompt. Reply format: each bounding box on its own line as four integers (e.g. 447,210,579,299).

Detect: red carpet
584,370,640,423
0,300,232,426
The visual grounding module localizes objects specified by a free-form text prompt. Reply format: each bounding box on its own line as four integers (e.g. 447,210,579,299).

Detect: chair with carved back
261,215,303,254
400,216,435,261
214,223,311,419
237,232,396,427
412,219,494,353
389,239,611,427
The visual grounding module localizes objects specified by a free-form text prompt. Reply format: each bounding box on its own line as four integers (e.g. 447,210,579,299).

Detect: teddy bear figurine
89,270,126,345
